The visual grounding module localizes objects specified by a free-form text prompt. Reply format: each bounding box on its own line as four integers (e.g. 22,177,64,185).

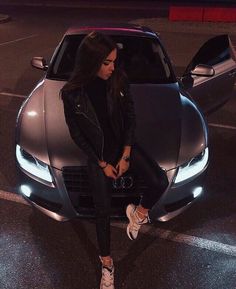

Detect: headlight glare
20,185,32,197
193,186,203,198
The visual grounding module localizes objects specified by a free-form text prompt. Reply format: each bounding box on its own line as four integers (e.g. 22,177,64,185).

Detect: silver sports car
15,23,236,222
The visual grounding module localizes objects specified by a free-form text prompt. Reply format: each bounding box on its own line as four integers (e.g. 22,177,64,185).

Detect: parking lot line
208,123,236,131
0,34,38,46
1,189,236,257
151,227,236,257
112,222,236,257
0,92,26,98
0,190,28,205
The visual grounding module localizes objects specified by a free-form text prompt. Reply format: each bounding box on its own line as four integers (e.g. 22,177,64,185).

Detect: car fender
16,80,50,166
177,92,208,167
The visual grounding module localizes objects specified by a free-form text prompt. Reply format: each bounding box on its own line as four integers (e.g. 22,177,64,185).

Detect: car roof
65,23,158,38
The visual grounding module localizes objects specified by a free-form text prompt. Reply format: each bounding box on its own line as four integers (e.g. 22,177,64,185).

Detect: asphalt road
0,5,236,289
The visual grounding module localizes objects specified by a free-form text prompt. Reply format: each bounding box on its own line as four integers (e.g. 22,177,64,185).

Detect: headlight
16,144,53,185
174,147,209,184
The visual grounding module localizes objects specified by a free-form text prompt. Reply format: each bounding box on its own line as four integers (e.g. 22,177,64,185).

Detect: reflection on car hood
132,83,182,170
42,80,184,170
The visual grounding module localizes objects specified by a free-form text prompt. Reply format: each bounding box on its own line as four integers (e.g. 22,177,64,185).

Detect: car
15,23,236,222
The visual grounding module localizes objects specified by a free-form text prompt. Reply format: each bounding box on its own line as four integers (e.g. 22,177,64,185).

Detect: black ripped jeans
87,145,169,257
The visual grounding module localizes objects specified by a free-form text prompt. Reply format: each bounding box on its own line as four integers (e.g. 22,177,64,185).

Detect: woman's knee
160,172,169,191
151,171,169,193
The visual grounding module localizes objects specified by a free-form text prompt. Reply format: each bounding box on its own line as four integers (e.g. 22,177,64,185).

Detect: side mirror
31,56,48,71
191,64,215,77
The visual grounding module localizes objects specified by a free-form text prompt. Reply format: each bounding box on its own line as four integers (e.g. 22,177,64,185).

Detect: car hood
19,80,206,171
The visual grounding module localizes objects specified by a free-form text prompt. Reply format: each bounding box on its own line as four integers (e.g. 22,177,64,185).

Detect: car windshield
47,34,175,84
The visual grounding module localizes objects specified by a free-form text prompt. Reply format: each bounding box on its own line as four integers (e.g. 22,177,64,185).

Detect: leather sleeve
62,91,99,164
121,81,136,146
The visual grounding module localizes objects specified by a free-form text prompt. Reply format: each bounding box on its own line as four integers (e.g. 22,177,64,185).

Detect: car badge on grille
113,176,133,189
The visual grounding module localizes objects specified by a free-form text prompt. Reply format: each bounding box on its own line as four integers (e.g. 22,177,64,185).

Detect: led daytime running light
175,148,209,183
16,145,53,183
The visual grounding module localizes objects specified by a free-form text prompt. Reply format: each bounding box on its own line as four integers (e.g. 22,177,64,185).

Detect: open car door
180,35,236,115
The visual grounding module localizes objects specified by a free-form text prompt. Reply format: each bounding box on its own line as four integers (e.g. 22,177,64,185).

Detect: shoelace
130,211,147,231
102,266,114,286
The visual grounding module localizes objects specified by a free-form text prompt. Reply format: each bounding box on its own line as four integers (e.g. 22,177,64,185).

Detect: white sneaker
126,204,148,240
100,259,115,289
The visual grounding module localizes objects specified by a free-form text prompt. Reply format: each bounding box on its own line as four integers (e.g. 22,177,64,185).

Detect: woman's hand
98,160,117,179
116,158,130,178
103,163,118,179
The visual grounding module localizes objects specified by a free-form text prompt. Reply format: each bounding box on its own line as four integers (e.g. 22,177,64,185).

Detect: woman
61,31,168,289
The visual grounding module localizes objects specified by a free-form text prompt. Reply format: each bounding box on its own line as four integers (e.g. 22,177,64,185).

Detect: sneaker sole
126,205,136,240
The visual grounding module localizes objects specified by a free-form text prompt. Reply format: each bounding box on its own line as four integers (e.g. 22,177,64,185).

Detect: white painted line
155,227,236,257
0,190,29,206
111,222,236,257
208,123,236,131
0,34,38,46
2,189,236,257
0,92,26,98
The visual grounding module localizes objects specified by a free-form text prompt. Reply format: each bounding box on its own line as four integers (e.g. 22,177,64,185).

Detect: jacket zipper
76,110,104,161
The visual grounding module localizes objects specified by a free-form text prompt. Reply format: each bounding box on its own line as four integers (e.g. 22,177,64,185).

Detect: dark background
1,0,236,5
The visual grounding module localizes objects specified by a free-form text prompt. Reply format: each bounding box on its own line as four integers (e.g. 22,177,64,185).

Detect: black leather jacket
62,82,136,164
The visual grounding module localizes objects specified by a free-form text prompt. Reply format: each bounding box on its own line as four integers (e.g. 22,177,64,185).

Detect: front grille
62,166,148,217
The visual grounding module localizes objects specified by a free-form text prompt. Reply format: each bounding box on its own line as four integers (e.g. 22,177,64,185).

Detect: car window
47,34,175,84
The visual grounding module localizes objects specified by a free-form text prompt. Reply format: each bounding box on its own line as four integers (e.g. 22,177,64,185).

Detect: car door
180,35,236,114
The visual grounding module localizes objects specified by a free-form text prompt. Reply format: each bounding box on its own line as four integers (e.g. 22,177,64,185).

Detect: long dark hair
61,31,126,97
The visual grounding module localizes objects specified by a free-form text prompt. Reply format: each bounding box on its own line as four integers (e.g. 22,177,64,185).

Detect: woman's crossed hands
99,158,130,179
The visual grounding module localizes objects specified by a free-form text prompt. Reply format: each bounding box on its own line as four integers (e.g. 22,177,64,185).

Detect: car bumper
17,167,77,221
150,167,207,221
17,165,207,222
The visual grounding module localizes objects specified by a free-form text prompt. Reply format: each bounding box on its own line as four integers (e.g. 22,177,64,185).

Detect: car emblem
113,176,133,189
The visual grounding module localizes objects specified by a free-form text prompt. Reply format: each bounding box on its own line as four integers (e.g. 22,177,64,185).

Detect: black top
86,77,120,163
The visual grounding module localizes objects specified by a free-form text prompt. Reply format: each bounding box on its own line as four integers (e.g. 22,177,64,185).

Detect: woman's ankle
100,256,113,267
